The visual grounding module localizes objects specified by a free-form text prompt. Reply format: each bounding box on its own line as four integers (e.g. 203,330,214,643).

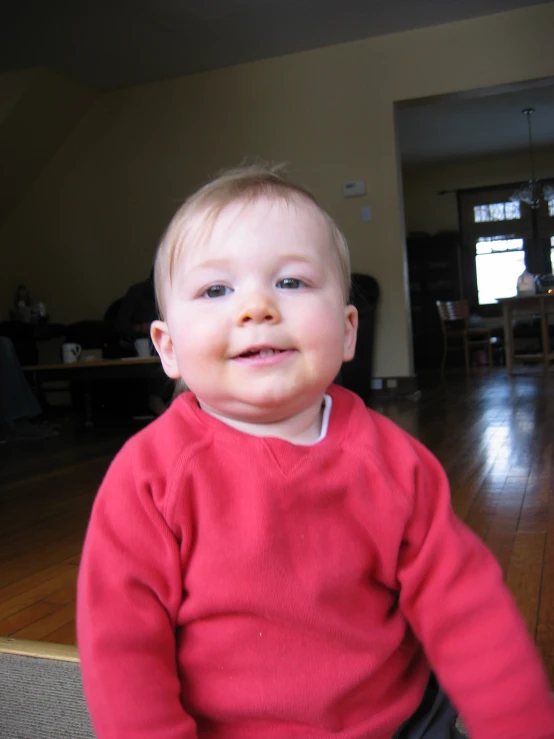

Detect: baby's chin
199,399,296,425
197,391,324,425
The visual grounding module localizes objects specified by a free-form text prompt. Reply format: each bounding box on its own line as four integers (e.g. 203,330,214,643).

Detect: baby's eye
203,284,231,299
277,278,304,289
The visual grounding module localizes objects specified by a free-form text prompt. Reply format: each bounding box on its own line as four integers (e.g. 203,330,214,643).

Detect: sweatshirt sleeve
396,439,554,739
77,446,198,739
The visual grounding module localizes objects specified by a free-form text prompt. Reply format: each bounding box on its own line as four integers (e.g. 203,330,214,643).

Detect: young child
77,165,554,739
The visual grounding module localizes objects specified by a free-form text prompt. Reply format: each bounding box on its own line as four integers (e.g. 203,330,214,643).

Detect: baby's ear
342,304,358,362
151,320,181,379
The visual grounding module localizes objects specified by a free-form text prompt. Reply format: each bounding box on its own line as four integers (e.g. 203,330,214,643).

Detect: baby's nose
236,292,281,325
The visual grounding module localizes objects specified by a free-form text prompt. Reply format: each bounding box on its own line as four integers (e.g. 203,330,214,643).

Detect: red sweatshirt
77,385,554,738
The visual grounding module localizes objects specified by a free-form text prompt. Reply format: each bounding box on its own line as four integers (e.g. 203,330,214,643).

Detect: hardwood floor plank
0,566,77,620
0,563,75,603
505,532,546,637
43,584,77,605
0,540,84,590
484,487,526,576
63,553,82,565
536,488,554,687
450,461,494,522
518,471,551,535
0,601,59,636
462,487,499,542
0,454,113,495
12,601,76,640
43,620,77,645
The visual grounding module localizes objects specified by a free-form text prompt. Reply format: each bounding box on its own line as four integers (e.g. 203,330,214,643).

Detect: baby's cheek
191,330,227,359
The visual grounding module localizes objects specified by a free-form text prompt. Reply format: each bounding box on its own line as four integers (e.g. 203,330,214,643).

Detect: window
475,237,525,304
458,184,554,309
473,202,520,222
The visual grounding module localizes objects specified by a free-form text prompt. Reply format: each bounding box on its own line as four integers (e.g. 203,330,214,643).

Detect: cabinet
407,232,462,370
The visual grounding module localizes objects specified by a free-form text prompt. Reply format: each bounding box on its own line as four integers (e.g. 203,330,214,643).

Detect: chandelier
510,107,554,209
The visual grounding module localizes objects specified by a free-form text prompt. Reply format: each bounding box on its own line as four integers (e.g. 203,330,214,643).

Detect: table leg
27,369,50,409
69,372,94,428
83,376,94,427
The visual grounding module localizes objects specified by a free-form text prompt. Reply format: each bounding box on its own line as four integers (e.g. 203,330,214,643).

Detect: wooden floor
1,369,554,686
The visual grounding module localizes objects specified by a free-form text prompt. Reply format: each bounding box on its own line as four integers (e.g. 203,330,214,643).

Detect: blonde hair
153,163,351,318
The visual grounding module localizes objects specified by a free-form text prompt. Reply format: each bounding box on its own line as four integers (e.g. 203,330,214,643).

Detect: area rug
0,650,94,739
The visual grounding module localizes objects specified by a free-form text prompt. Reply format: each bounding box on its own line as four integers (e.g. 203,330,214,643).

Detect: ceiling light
510,108,554,209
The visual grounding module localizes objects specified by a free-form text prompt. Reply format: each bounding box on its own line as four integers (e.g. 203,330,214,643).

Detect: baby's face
152,196,357,425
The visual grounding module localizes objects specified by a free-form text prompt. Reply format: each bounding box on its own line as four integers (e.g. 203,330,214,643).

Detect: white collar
313,393,332,444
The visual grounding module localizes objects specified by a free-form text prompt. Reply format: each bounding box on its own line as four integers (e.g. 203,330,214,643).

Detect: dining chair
436,300,493,379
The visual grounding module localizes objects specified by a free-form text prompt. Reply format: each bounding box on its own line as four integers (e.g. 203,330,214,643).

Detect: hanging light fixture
510,107,554,209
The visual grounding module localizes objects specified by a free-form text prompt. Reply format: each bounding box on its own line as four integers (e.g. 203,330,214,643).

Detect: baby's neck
199,398,325,446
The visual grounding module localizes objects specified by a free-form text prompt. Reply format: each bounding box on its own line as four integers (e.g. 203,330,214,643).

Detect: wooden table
497,294,554,375
23,356,162,425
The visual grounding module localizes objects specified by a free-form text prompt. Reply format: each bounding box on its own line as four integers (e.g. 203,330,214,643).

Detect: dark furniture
436,300,494,378
340,273,379,403
498,293,554,375
23,356,165,426
0,321,67,366
407,232,462,371
1,297,127,368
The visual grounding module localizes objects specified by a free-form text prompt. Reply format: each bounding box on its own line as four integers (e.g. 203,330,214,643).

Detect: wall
403,145,554,235
1,3,554,377
0,70,35,123
0,68,96,226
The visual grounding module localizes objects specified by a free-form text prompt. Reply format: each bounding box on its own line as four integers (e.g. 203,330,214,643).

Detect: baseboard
0,636,79,662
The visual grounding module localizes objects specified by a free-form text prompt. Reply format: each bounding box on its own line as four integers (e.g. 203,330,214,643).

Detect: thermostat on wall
343,179,366,197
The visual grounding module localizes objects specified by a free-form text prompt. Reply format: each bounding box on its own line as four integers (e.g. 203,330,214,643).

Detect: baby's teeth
258,349,275,357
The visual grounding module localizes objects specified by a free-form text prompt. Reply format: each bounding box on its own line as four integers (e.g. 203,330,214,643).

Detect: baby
77,165,554,738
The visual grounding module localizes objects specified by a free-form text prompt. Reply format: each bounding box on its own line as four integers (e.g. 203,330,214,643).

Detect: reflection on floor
1,369,553,686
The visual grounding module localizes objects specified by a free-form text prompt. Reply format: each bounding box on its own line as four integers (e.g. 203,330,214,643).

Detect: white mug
62,342,82,363
134,338,152,358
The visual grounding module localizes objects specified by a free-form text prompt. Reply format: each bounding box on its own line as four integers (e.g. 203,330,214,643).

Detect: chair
436,300,493,378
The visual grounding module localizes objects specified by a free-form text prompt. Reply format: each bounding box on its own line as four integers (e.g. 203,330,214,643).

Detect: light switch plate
343,180,366,197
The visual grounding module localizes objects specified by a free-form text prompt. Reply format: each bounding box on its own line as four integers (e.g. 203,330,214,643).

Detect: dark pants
394,675,465,739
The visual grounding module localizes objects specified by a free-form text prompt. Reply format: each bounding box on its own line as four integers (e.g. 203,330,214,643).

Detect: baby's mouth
238,347,285,359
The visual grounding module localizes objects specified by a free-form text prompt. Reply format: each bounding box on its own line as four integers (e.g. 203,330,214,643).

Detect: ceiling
397,79,554,164
2,0,554,162
3,0,553,91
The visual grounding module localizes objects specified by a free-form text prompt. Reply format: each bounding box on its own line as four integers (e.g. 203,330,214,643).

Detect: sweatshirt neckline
173,386,352,451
